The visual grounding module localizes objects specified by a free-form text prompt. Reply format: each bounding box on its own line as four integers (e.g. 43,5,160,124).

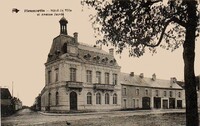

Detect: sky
0,0,199,106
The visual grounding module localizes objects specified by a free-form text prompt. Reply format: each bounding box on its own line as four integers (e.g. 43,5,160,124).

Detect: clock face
70,47,76,53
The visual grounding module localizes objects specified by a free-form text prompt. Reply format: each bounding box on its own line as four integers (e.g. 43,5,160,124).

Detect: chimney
109,48,114,56
152,73,156,81
74,32,78,43
130,72,134,77
139,73,144,78
170,77,177,87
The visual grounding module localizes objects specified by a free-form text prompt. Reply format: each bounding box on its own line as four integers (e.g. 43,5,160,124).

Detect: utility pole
12,81,14,97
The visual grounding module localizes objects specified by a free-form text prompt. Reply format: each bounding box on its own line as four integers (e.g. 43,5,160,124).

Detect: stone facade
41,17,121,112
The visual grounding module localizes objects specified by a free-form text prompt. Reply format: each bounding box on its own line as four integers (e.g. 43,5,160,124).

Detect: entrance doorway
142,97,151,109
70,91,77,110
163,99,168,109
169,98,175,109
154,97,161,109
177,100,182,108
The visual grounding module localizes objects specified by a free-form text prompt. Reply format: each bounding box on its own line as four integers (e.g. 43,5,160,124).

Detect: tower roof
59,17,68,23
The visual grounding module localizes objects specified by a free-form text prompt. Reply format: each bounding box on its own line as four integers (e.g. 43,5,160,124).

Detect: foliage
81,0,199,57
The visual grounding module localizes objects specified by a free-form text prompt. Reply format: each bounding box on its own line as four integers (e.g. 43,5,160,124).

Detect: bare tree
81,0,200,125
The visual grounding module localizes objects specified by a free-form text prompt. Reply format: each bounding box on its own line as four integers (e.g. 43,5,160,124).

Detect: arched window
87,92,92,104
113,93,117,104
56,92,59,105
62,43,68,53
105,93,109,104
96,93,101,104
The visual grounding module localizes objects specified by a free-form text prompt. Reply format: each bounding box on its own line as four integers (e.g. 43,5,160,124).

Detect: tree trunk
183,2,199,126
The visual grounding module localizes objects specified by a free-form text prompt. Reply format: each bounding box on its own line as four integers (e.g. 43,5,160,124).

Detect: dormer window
55,50,61,55
84,55,87,59
110,60,113,63
62,43,68,53
84,54,91,60
48,53,53,58
96,56,100,60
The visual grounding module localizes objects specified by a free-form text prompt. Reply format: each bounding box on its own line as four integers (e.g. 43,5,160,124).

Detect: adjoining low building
121,73,185,109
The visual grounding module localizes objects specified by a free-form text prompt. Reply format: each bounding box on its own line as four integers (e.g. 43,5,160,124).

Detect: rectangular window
70,68,76,81
123,88,127,96
123,99,127,108
132,99,135,108
48,70,51,84
86,70,92,83
178,92,181,98
136,99,139,108
56,92,59,105
156,90,159,96
96,71,101,84
164,91,167,97
113,74,117,85
55,68,59,82
170,91,173,97
105,72,110,84
145,89,148,96
136,89,139,96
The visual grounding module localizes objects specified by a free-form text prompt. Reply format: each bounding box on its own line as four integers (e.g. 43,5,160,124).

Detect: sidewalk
38,109,186,116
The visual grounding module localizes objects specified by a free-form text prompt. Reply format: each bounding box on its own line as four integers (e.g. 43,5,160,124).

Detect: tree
81,0,200,125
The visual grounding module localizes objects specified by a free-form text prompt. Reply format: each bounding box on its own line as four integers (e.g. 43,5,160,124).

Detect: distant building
1,88,13,116
40,17,186,112
121,73,185,109
1,88,23,116
32,94,41,111
12,97,22,111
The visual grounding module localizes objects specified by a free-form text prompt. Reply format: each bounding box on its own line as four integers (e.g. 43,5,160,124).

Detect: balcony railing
93,83,115,91
66,81,83,89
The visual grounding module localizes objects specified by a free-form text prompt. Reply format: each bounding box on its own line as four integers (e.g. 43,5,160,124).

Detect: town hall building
40,17,121,111
40,17,185,112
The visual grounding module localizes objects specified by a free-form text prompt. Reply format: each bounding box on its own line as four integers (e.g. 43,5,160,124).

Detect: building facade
40,17,185,112
40,17,121,112
121,73,185,109
1,88,22,116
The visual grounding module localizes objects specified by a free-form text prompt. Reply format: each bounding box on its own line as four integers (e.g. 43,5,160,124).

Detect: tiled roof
78,44,108,54
120,73,183,89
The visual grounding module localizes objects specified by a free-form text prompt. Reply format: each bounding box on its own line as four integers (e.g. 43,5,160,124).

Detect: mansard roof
46,34,119,67
120,73,183,89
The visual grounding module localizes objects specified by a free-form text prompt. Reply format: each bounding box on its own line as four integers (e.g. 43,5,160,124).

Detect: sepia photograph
1,0,200,125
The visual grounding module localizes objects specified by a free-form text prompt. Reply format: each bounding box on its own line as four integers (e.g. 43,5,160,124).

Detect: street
1,108,190,126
